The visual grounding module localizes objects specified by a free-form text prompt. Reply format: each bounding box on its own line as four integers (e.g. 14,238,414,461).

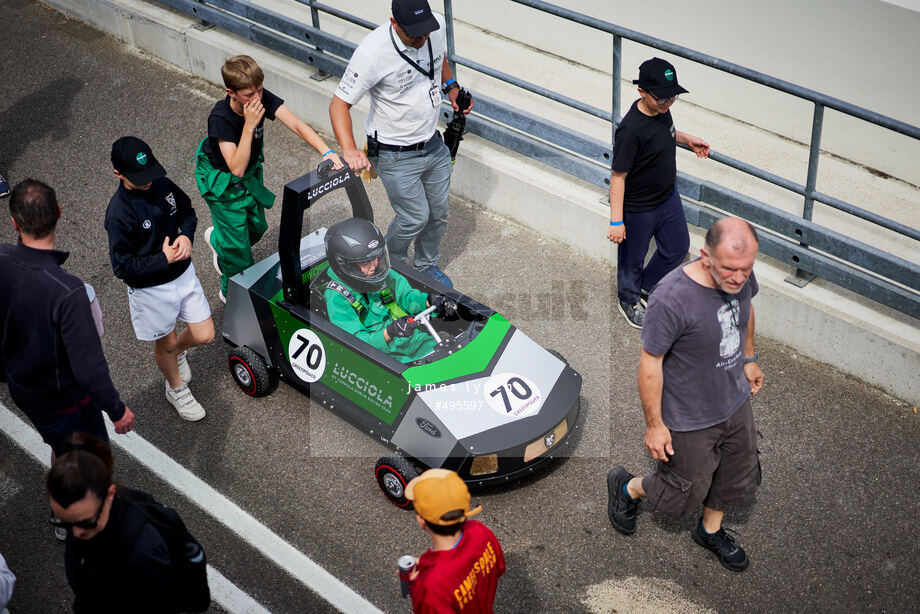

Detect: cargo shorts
641,399,761,516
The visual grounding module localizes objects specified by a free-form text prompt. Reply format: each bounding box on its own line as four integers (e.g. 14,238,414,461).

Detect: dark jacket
104,177,196,289
0,242,125,419
65,490,179,614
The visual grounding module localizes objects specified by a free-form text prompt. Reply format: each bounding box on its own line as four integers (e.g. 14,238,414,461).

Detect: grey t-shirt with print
640,260,758,432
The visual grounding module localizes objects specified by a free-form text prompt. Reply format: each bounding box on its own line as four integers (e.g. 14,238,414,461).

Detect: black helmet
324,218,390,293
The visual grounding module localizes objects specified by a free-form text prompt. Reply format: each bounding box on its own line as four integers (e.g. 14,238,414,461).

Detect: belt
374,133,436,152
53,395,92,415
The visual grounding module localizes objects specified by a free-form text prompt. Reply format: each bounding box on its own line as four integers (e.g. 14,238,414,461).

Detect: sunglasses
647,92,678,105
50,499,105,531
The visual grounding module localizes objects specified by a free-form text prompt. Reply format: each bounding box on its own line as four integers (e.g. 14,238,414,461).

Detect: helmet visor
337,246,389,289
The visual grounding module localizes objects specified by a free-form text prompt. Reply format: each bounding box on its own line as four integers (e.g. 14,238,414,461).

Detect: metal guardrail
161,0,920,320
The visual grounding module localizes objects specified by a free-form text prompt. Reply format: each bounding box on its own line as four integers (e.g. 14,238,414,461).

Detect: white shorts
127,263,212,341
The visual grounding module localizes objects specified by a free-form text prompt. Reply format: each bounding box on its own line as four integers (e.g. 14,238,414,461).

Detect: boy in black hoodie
105,137,214,422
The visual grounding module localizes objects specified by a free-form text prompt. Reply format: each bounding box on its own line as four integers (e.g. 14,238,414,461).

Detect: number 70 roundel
484,372,543,419
289,329,327,383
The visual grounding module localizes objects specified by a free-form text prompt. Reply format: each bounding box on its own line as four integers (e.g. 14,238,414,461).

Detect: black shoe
0,174,9,198
639,289,650,307
617,300,645,329
691,519,749,571
606,466,640,535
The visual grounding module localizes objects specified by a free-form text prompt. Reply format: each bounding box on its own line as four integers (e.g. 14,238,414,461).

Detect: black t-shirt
611,100,677,212
203,88,284,173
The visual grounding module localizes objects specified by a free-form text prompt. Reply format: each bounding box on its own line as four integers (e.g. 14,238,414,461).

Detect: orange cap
405,469,483,526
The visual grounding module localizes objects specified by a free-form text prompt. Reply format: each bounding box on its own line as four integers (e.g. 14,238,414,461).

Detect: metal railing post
445,0,457,75
307,0,332,81
786,102,825,287
191,0,212,30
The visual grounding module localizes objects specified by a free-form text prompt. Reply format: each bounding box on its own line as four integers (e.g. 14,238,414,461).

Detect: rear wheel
375,455,420,508
228,347,278,397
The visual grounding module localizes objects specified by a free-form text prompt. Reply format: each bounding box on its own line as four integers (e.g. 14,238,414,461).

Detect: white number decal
289,328,326,383
484,373,542,419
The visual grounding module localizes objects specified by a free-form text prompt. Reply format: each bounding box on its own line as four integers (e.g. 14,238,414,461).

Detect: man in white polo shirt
329,0,473,288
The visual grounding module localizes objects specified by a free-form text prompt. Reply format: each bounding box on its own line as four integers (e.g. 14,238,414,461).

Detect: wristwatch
743,353,758,364
442,80,459,94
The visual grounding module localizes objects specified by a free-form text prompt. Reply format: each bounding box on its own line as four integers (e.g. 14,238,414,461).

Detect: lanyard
389,25,434,80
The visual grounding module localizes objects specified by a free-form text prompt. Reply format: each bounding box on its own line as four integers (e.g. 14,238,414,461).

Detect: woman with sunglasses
46,433,181,614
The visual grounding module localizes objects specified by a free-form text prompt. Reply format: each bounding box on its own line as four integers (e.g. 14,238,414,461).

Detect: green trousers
194,138,276,293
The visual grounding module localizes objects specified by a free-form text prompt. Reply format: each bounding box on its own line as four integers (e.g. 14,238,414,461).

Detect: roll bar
278,161,374,304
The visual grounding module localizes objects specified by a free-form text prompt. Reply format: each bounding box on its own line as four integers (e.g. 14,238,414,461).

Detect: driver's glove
386,316,419,339
429,294,459,321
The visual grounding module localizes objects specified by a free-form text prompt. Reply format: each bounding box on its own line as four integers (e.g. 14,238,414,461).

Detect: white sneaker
177,351,191,383
218,288,227,304
50,511,67,541
204,226,222,275
165,382,206,421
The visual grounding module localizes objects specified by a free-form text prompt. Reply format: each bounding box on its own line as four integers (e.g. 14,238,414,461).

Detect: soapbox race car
222,161,582,507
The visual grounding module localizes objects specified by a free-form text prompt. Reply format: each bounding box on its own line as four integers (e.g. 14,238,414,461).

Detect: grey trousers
375,132,452,269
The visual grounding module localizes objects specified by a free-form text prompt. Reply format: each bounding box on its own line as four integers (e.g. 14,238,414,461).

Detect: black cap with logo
111,136,166,185
632,57,689,98
392,0,440,37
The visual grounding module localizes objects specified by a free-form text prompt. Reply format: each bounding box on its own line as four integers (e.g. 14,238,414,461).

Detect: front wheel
228,347,278,397
375,455,420,508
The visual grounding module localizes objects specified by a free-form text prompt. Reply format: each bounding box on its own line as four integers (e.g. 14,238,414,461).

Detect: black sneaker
0,174,9,198
617,300,645,329
639,289,650,307
606,466,640,535
691,519,749,571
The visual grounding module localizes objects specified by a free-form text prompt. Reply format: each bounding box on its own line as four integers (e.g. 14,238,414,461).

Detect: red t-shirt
410,521,506,614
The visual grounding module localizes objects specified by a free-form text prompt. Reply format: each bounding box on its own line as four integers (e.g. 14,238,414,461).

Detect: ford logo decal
416,418,442,438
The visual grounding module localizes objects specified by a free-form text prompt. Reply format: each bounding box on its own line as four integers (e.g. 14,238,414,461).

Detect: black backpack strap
116,489,155,546
118,489,210,612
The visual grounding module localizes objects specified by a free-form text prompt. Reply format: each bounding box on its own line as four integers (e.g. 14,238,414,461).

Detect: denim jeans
616,188,690,304
374,132,452,269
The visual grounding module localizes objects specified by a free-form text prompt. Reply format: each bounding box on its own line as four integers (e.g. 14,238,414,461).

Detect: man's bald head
704,218,759,255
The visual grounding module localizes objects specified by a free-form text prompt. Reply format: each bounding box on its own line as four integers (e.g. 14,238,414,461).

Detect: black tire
228,347,278,397
375,455,420,508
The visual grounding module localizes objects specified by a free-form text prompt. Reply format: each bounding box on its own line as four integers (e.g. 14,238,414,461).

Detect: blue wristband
322,150,334,157
443,78,456,88
609,220,624,226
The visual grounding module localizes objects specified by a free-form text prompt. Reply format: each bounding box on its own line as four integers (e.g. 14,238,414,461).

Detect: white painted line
0,402,383,614
0,403,51,468
207,566,272,614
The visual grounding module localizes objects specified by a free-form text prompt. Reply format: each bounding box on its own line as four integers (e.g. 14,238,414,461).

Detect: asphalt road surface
1,2,918,613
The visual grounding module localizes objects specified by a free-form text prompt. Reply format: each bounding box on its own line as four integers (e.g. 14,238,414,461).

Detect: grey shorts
642,399,761,516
